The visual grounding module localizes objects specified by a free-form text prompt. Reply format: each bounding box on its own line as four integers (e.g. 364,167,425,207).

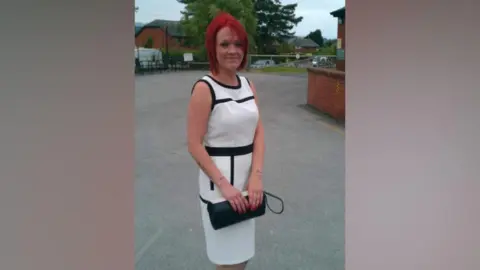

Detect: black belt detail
205,143,254,191
205,143,254,157
230,156,234,186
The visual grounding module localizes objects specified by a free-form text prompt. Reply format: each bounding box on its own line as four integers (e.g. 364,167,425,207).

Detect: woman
187,12,265,270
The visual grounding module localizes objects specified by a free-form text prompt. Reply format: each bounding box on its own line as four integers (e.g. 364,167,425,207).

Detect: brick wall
306,67,345,122
135,28,193,50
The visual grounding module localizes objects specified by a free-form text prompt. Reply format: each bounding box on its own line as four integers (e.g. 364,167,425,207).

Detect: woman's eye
219,41,242,48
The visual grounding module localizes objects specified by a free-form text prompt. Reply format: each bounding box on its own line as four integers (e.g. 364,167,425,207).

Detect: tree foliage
305,29,324,47
177,0,257,52
253,0,303,54
144,37,153,48
323,38,336,47
276,42,295,54
173,0,334,56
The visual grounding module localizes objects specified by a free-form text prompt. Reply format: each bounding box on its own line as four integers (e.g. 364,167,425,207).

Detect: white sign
183,53,193,62
295,53,300,60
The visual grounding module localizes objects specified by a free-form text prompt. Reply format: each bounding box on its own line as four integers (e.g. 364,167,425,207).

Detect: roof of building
286,37,320,48
135,19,186,37
330,7,345,18
135,22,144,35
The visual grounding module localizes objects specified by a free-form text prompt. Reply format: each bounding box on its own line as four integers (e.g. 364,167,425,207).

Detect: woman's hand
218,178,249,214
247,172,264,211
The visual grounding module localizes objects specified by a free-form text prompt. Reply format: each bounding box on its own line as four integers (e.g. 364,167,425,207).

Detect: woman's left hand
247,174,264,211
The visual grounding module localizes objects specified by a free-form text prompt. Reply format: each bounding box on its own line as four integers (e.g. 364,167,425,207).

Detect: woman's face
215,27,244,72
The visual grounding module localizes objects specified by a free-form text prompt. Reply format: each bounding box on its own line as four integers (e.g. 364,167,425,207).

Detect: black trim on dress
204,143,254,190
205,74,242,90
214,95,255,106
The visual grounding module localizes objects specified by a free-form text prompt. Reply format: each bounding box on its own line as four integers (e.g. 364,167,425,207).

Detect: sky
134,0,345,39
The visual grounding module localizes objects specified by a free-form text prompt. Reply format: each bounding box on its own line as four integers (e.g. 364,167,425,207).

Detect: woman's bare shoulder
190,79,213,108
243,76,258,95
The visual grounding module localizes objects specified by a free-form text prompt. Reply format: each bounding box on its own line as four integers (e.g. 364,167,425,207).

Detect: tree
253,0,303,54
305,29,324,47
177,0,257,52
323,38,336,47
144,37,153,48
276,42,295,54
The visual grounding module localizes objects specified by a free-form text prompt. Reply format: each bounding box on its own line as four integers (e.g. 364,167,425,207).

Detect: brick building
330,7,345,71
305,6,346,122
135,20,194,50
286,37,320,53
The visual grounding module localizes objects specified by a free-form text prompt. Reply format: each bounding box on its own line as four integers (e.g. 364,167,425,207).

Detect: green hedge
314,44,336,56
160,48,207,63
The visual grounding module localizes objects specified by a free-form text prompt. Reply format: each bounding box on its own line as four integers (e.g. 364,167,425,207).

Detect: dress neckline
206,74,242,90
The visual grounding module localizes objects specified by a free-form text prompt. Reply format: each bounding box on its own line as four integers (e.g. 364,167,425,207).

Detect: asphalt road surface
135,71,345,270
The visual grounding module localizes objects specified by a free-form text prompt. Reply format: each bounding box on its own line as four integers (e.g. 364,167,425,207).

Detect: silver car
250,59,275,69
312,56,327,67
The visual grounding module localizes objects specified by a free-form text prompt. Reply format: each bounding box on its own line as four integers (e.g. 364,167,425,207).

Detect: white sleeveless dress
192,74,259,265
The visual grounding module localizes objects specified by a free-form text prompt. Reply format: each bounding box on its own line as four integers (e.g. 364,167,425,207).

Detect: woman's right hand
219,182,249,214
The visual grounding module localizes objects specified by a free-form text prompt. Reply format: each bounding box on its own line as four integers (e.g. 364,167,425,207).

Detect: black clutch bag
199,191,284,230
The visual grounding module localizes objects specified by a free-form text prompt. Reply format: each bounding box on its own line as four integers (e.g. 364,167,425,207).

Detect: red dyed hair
205,12,249,74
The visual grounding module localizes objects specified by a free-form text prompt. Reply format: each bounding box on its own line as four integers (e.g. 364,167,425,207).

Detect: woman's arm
248,79,265,178
187,81,229,189
187,81,249,213
246,79,266,210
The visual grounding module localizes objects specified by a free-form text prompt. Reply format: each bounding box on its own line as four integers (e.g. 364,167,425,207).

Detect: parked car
311,56,327,67
250,59,275,69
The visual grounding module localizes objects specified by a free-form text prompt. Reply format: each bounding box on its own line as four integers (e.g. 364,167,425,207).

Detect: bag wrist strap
264,191,284,214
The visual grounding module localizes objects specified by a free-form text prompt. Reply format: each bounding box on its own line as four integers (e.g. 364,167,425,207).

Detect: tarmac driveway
135,71,345,270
